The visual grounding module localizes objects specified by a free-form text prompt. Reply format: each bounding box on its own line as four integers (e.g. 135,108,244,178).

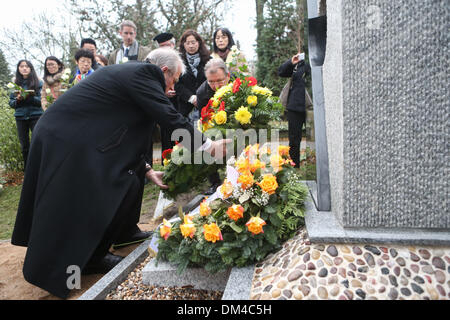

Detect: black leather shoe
82,253,124,275
204,183,220,196
112,231,153,249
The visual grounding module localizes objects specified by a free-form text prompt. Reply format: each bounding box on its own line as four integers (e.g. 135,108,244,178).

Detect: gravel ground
105,256,223,300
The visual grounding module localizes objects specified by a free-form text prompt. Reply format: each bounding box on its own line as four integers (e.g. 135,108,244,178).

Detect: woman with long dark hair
175,29,211,122
41,56,65,110
8,60,43,169
211,27,247,76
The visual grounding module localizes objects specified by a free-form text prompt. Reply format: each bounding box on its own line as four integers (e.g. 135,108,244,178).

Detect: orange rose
227,204,245,221
257,174,278,195
199,199,212,217
203,223,223,243
180,215,196,239
246,216,267,235
250,159,266,173
237,172,254,190
160,219,172,240
220,179,234,199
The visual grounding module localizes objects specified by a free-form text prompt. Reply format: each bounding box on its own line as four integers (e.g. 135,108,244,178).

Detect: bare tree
0,12,81,74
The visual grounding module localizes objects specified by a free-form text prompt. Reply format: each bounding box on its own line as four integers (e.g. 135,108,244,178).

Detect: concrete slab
142,258,231,291
221,265,255,300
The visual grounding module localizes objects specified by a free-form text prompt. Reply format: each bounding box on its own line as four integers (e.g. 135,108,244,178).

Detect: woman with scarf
41,56,66,111
211,27,247,78
175,29,211,124
8,60,43,169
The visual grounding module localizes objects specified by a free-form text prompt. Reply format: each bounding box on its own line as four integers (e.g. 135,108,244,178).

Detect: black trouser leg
16,118,39,169
287,110,306,168
89,164,145,261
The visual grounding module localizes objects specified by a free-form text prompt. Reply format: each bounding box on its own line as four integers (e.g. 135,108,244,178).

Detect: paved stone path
251,228,449,300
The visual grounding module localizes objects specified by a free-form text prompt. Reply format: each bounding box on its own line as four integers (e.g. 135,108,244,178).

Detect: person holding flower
41,56,66,111
70,49,95,84
211,27,247,78
8,60,43,169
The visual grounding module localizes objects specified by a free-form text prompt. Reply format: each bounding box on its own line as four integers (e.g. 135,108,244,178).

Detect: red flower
245,77,257,87
232,78,242,93
162,148,173,160
219,101,225,111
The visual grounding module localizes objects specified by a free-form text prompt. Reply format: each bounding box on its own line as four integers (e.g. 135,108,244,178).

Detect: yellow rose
199,199,212,217
227,204,245,222
234,106,252,125
163,158,171,167
270,154,284,172
220,179,234,199
247,95,258,107
237,172,254,190
212,99,220,108
235,157,251,174
250,159,266,173
257,174,278,195
203,223,223,243
246,216,267,235
214,110,227,125
180,215,196,239
159,219,172,240
278,145,290,157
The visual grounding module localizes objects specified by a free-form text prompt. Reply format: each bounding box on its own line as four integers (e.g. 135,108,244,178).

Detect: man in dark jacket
278,53,311,168
196,58,231,195
11,48,229,299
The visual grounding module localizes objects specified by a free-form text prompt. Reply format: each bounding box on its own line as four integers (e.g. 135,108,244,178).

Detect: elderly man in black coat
11,48,229,299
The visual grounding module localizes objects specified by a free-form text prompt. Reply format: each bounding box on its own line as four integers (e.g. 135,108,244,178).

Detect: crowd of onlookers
7,19,310,188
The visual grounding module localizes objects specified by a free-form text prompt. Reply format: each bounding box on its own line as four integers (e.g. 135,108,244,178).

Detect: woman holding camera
278,52,311,168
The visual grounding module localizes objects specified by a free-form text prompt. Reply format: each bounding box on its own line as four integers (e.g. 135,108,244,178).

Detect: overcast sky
0,0,257,69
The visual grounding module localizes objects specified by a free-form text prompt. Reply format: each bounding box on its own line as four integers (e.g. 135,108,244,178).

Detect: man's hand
206,139,233,160
292,53,301,65
145,169,168,189
167,90,176,98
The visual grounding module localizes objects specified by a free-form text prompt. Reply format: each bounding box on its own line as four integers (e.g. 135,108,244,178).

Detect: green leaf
229,222,244,233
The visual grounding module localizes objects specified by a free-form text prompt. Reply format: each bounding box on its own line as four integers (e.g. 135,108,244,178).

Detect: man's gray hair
204,58,229,75
146,48,186,75
120,20,137,31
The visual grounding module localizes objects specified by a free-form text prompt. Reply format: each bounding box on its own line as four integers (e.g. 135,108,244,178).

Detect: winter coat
11,62,206,299
175,56,210,117
41,71,65,110
278,59,311,113
9,79,43,120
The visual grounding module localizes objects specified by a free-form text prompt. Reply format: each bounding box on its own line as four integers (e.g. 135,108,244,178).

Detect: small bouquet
156,143,308,274
44,68,74,108
6,82,35,100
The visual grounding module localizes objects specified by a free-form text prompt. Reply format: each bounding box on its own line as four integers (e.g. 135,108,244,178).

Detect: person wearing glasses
70,49,95,84
196,58,231,195
176,29,211,124
211,27,247,77
41,56,65,111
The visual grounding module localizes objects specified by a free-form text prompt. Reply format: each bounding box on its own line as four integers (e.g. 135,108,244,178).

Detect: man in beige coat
108,20,152,65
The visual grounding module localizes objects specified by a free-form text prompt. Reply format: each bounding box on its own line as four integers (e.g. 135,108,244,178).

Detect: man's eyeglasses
208,79,227,86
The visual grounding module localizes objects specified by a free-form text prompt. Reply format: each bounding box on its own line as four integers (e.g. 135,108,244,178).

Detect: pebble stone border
251,228,450,300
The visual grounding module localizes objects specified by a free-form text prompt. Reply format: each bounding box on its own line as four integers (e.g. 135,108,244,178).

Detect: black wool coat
175,58,209,117
11,62,204,299
278,59,311,113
